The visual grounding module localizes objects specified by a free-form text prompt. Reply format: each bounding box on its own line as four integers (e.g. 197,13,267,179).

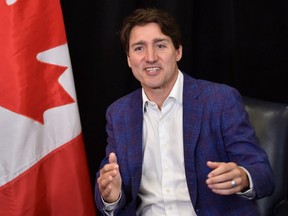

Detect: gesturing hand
206,161,249,195
97,152,122,203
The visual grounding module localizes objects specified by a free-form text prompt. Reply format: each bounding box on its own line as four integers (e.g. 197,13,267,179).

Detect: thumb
109,152,118,164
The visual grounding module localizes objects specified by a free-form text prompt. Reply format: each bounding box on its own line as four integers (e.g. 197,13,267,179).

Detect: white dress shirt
137,71,197,216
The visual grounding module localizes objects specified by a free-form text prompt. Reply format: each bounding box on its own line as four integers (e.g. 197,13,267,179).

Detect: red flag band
0,0,96,215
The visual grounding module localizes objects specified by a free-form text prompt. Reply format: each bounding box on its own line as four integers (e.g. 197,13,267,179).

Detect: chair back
243,96,288,216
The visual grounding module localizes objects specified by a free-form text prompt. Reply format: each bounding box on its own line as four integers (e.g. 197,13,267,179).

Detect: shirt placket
159,111,179,215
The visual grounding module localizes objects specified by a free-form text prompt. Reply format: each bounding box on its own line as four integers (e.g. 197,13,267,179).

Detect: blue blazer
95,73,274,216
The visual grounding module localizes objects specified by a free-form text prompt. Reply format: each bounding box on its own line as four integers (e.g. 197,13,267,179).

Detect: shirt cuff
236,166,255,199
101,192,122,212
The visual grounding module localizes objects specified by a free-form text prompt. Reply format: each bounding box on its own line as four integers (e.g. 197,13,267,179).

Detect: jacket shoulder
107,88,142,113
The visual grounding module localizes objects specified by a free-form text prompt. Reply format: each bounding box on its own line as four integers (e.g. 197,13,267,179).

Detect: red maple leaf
0,0,74,124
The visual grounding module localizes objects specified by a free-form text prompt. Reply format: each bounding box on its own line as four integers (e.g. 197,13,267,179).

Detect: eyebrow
131,38,169,47
131,40,145,48
153,38,169,43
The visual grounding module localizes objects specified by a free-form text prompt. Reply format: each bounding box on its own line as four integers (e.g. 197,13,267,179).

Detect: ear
176,45,183,62
127,55,131,68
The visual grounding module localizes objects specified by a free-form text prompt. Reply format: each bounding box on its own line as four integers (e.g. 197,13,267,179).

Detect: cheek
127,57,140,69
131,69,142,82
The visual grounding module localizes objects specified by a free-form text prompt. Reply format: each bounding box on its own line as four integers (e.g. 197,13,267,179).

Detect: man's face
127,22,182,93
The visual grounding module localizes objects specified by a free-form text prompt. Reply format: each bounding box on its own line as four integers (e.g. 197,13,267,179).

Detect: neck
144,87,171,110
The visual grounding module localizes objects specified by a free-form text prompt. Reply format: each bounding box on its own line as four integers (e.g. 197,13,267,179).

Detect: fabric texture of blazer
95,73,274,216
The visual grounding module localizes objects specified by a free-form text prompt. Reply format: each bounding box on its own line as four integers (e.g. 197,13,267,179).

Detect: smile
145,67,160,72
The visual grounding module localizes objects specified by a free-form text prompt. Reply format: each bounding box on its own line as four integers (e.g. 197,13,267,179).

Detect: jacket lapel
126,90,143,200
182,73,203,207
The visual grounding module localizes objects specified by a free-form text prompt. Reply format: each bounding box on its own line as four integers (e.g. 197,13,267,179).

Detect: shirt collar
142,70,183,112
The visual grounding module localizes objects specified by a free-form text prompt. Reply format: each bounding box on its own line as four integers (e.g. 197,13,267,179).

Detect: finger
100,163,117,175
207,161,226,178
208,178,239,190
210,180,240,195
206,172,234,185
207,161,220,169
207,162,236,178
109,152,118,164
101,183,113,199
210,187,237,195
97,175,112,192
208,178,241,195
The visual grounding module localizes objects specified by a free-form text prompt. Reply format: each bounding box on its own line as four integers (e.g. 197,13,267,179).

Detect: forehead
129,22,169,43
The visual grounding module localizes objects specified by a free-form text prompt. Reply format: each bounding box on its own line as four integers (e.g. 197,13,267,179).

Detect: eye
134,46,143,52
156,43,166,49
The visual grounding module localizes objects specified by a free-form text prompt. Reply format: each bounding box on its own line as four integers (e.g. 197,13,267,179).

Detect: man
95,8,274,216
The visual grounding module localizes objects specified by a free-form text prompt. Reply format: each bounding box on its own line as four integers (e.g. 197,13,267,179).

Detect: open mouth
145,67,160,75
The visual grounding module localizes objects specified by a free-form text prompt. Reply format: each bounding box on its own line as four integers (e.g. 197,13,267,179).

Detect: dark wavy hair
120,8,182,54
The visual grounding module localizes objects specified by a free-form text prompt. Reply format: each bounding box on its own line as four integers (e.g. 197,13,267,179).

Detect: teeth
146,67,159,71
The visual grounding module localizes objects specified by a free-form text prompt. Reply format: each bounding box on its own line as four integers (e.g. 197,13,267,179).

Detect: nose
145,47,157,63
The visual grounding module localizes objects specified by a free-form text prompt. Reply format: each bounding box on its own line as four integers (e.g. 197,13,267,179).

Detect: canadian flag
0,0,96,215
